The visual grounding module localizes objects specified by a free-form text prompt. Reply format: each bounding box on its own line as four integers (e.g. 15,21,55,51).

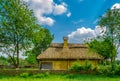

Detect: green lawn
0,74,120,81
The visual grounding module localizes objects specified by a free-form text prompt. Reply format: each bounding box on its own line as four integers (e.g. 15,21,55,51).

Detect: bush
97,64,120,76
114,65,120,76
69,60,93,71
97,65,110,74
83,60,92,71
19,73,30,78
69,61,83,71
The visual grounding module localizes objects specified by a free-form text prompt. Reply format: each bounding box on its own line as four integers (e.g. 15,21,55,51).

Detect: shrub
69,61,83,71
97,64,120,76
70,60,94,71
19,73,30,78
83,60,92,71
97,65,112,75
114,65,120,76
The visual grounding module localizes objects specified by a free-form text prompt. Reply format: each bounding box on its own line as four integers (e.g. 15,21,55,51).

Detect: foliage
70,60,93,71
0,56,9,65
25,54,37,64
0,0,36,68
25,28,53,64
19,73,30,78
0,0,53,67
115,60,120,65
19,72,50,78
83,60,92,71
32,28,54,55
86,37,116,61
98,8,120,63
97,64,120,76
69,60,83,71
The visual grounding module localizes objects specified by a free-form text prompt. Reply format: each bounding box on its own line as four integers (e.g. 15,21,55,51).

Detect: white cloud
53,3,67,15
25,0,69,26
68,27,96,43
111,3,120,9
68,26,105,43
36,15,55,26
67,12,71,17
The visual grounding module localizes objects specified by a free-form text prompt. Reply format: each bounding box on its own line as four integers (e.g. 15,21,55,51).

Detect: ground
0,74,120,81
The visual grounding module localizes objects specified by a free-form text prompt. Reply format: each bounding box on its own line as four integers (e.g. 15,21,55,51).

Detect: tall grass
0,74,120,81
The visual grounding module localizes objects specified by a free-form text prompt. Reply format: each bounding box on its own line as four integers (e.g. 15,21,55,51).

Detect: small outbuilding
37,37,103,70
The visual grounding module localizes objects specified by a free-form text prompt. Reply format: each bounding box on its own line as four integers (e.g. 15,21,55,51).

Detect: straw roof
37,43,103,60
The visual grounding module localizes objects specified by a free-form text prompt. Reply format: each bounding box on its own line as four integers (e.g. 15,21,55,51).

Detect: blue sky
24,0,120,43
51,0,120,43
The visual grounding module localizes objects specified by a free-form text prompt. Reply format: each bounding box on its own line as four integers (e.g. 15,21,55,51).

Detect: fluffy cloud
23,0,69,26
53,3,67,15
68,26,103,43
68,27,95,43
111,3,120,9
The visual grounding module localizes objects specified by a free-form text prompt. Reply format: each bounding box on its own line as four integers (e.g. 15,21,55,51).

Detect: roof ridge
50,43,87,48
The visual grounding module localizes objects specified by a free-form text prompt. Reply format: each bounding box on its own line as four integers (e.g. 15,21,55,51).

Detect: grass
0,74,120,81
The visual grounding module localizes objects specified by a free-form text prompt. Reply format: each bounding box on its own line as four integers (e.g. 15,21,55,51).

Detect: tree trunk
16,40,19,68
16,44,19,68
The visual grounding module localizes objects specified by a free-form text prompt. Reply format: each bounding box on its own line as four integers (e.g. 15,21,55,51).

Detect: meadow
0,74,120,81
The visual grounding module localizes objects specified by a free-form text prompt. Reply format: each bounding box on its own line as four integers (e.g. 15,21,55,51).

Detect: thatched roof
50,43,87,48
37,43,103,60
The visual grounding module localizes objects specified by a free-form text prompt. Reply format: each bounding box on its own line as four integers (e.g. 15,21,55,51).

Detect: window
40,62,52,70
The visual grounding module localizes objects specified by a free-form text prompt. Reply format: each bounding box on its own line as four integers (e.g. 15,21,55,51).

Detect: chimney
63,37,68,48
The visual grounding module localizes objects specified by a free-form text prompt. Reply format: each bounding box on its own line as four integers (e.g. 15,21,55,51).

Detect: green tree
87,37,116,62
0,0,53,68
25,28,53,64
98,8,120,63
0,0,36,68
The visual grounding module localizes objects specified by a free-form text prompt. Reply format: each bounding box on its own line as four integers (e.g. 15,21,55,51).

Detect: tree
25,28,54,64
87,37,116,62
98,8,120,63
0,0,53,68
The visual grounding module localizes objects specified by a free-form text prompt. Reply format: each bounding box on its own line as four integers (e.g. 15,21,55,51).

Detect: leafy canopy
0,0,53,67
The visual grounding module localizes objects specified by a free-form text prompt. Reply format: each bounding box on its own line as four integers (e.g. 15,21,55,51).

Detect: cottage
37,37,103,70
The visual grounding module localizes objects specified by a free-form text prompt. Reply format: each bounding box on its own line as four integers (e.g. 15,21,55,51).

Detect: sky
24,0,120,43
23,0,120,59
